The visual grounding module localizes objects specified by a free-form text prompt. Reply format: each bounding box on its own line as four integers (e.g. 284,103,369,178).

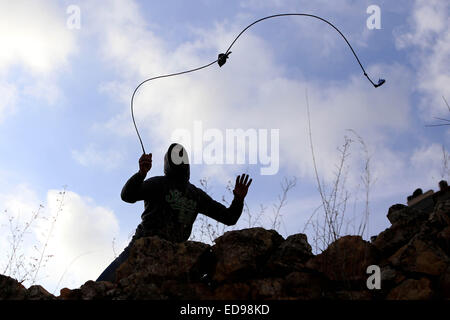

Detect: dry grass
190,175,296,244
1,187,66,286
303,90,373,253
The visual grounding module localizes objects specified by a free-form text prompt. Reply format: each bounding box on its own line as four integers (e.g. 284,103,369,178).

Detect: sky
0,0,449,294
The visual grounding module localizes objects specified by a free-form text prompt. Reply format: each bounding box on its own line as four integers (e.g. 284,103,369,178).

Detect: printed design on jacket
165,189,197,225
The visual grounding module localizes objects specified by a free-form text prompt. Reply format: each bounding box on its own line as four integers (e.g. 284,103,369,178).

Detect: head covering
164,143,190,183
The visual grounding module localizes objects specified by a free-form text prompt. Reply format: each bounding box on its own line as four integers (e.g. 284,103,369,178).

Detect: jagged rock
212,228,284,283
373,219,423,258
2,185,450,301
305,236,379,286
0,275,56,300
213,282,251,300
283,271,328,299
437,226,450,253
375,201,438,258
387,278,433,300
387,204,428,225
380,265,405,286
388,204,407,217
265,233,313,275
248,278,284,299
27,285,54,300
0,275,28,300
388,238,449,276
431,199,450,226
107,271,163,300
438,266,450,299
119,281,164,300
78,280,117,300
334,290,373,300
59,287,81,300
160,280,211,300
116,236,210,284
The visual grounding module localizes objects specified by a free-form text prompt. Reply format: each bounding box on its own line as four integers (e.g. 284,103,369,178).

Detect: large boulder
27,285,54,300
248,278,284,300
265,233,313,275
373,219,423,258
283,271,329,299
386,278,433,300
431,199,450,226
116,236,211,284
59,280,118,300
438,266,450,299
211,228,284,283
212,282,251,300
0,275,55,300
437,226,450,253
305,236,379,288
0,275,28,300
386,204,428,225
388,237,449,276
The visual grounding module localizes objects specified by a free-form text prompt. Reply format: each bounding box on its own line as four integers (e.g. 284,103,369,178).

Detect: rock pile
1,188,449,300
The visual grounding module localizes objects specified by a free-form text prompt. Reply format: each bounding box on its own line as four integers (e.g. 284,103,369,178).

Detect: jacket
121,143,244,243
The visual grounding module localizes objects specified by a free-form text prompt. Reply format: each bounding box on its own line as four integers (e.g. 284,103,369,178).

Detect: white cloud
0,81,18,122
71,143,125,171
0,185,123,294
22,79,62,106
0,1,77,122
40,189,121,292
0,184,41,227
410,143,448,183
0,1,76,74
0,184,46,282
395,0,450,116
239,0,377,48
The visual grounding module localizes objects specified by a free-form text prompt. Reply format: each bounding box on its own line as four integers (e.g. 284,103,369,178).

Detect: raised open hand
233,174,252,201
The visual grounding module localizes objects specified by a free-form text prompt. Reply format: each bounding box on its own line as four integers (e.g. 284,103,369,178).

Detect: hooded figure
122,142,244,243
96,143,249,282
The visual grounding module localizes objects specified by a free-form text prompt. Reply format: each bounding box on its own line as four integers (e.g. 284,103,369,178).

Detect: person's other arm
197,174,252,226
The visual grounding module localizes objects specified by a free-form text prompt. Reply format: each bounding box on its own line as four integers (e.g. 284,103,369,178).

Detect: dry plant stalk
1,186,67,286
303,90,373,253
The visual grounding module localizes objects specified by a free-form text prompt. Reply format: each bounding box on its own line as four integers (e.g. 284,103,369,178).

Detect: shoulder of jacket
144,175,165,183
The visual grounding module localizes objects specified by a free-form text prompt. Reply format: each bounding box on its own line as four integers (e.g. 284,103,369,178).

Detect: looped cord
131,13,385,154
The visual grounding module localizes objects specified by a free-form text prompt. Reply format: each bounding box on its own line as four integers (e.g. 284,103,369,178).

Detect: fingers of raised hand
243,174,250,186
236,174,252,188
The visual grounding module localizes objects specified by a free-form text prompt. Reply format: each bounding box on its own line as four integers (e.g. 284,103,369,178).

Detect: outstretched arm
197,174,252,226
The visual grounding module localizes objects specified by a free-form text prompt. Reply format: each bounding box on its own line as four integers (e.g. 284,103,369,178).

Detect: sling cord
131,13,386,154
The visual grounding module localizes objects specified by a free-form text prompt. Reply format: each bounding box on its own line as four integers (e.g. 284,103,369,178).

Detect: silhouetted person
96,143,252,282
439,180,448,192
412,188,423,198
